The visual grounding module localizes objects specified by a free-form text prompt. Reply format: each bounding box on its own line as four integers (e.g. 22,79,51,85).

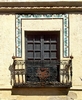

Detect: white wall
0,13,82,99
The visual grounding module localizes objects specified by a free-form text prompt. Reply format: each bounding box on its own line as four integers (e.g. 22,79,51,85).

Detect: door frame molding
15,13,69,58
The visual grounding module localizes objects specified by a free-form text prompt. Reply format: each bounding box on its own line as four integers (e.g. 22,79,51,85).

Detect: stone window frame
15,13,69,58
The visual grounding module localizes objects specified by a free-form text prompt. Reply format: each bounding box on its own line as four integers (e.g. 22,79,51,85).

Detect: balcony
11,59,72,88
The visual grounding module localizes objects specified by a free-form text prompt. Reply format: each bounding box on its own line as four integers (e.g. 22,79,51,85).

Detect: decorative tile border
15,14,69,57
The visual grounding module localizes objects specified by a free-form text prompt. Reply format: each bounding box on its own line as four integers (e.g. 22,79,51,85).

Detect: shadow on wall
9,64,14,86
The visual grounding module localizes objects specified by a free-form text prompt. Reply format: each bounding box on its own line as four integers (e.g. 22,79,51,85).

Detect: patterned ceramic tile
15,14,69,57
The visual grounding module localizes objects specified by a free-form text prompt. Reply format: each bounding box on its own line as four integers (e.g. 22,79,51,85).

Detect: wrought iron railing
11,59,72,87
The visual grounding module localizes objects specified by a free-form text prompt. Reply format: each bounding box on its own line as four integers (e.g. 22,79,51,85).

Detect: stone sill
70,86,82,91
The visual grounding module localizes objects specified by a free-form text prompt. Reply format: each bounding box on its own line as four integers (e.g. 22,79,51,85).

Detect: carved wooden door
25,31,60,87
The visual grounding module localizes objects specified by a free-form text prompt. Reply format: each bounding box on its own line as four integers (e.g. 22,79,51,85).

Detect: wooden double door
25,31,60,87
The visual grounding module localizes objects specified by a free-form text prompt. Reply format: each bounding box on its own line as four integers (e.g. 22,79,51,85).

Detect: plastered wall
0,14,82,99
70,14,82,86
0,14,15,88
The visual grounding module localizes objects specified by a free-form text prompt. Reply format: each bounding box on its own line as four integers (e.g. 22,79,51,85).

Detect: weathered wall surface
0,14,82,99
70,14,82,86
0,14,15,88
